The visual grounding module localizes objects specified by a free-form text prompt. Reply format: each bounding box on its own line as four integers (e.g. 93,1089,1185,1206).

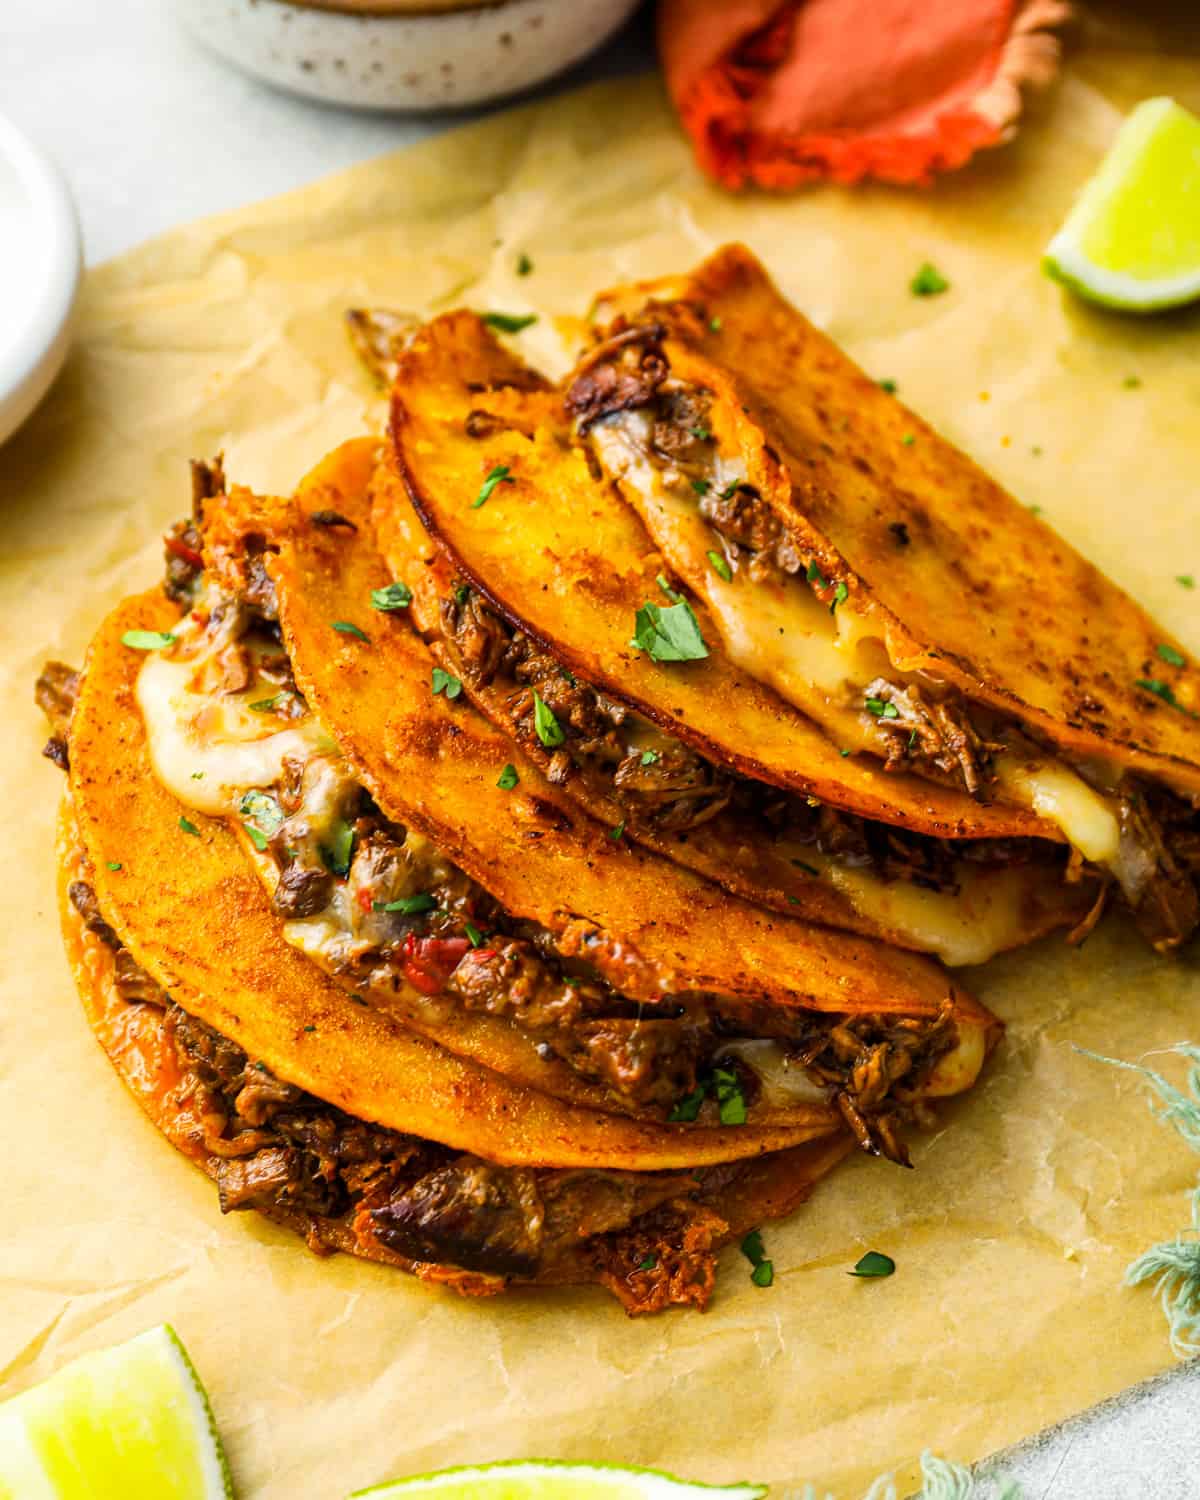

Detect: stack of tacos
41,245,1198,1312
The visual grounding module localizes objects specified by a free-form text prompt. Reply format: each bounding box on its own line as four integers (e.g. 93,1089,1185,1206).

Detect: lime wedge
0,1325,232,1499
1044,96,1200,311
351,1461,766,1500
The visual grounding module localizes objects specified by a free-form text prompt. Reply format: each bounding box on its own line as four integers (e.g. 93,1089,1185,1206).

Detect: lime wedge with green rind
1044,96,1200,311
0,1325,232,1500
351,1460,767,1500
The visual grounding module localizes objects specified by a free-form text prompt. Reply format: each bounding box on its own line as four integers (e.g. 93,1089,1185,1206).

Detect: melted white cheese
993,754,1120,865
593,414,1129,870
137,613,330,815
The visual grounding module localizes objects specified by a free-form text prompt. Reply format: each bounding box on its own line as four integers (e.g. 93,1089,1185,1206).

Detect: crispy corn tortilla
58,803,855,1307
370,446,1092,962
66,596,841,1167
598,244,1200,797
265,438,1000,1088
388,310,1056,847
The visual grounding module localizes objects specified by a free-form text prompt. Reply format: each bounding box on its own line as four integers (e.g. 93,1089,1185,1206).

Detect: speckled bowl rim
273,0,517,17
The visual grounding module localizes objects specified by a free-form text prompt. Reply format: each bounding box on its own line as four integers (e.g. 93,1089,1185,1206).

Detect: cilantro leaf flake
482,311,537,334
497,763,519,790
472,464,514,509
850,1250,896,1279
122,630,176,651
707,549,733,583
432,667,463,700
371,581,413,611
532,691,565,747
1157,643,1186,668
332,620,369,643
374,893,437,915
910,262,949,297
629,599,709,664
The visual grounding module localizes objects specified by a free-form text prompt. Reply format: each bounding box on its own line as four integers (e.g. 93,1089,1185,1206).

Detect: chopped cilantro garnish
245,825,269,852
910,262,949,296
866,697,900,719
1027,504,1043,516
1136,678,1196,716
878,378,898,393
709,315,722,333
786,895,801,906
656,573,682,604
640,749,660,766
464,922,485,948
106,860,122,871
630,599,709,663
805,560,829,590
319,820,355,877
740,1229,774,1287
1177,575,1195,590
371,581,413,611
516,253,533,276
497,763,520,790
707,549,733,583
303,1024,316,1033
636,1255,657,1272
178,817,200,837
719,481,740,500
791,859,819,876
472,464,514,509
849,1250,896,1279
690,477,711,496
689,426,711,441
1157,643,1186,668
122,630,175,651
532,691,565,747
454,584,471,606
248,694,282,713
482,311,537,333
830,580,848,613
240,790,284,840
608,820,625,841
374,893,437,915
332,620,369,643
667,1083,707,1123
191,771,205,779
713,1065,747,1126
839,748,852,757
901,433,915,446
431,667,463,700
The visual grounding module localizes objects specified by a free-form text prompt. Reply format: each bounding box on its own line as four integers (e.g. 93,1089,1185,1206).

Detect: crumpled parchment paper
2,7,1199,1495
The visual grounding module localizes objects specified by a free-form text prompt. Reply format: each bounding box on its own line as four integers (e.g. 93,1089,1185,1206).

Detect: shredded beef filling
565,334,1200,947
434,579,1043,888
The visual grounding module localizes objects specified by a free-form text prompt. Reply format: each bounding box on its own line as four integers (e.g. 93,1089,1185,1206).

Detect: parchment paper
3,9,1200,1495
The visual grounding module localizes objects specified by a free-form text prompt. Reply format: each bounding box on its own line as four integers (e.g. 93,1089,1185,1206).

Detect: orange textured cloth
658,0,1072,190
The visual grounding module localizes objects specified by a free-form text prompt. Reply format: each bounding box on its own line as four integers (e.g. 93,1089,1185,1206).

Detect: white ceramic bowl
172,0,642,112
0,115,80,448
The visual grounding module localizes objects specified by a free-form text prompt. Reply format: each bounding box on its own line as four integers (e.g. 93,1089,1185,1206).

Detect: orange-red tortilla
388,310,1056,843
595,245,1200,799
66,593,844,1164
58,797,855,1310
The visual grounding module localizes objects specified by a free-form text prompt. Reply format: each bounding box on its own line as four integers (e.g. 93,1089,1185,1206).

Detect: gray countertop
3,2,1196,1493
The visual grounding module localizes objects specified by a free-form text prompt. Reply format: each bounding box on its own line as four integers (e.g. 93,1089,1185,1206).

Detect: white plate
0,114,81,447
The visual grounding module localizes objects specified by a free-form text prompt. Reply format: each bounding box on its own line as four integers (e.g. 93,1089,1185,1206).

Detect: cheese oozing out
136,608,333,816
592,413,1123,871
134,601,985,1100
